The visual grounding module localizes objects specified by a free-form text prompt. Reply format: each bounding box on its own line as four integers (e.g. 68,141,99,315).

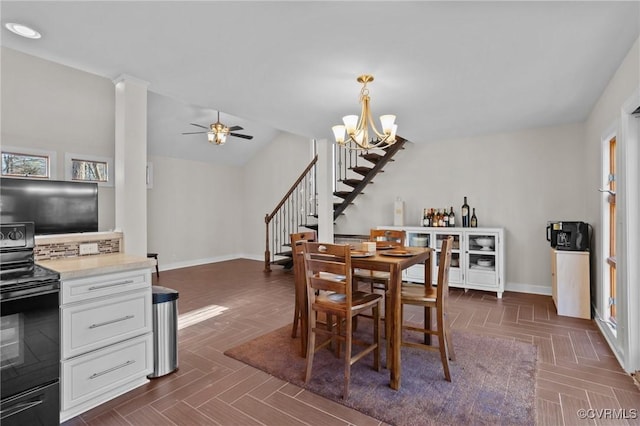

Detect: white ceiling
2,1,639,166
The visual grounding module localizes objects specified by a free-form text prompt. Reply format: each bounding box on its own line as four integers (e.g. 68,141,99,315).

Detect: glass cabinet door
434,231,462,285
465,232,498,288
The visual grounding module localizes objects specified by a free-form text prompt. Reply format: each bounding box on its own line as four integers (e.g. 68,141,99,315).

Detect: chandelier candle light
332,74,398,150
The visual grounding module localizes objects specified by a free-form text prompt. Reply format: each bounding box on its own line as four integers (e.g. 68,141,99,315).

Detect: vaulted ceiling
2,1,639,165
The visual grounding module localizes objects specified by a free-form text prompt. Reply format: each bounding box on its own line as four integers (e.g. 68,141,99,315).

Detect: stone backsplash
35,233,122,261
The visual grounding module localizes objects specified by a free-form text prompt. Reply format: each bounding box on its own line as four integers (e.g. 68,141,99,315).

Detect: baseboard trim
505,282,552,296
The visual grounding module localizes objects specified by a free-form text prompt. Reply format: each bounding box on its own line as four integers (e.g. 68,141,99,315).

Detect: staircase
264,137,406,272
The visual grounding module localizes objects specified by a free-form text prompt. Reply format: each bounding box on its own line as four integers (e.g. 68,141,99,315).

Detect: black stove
1,222,60,425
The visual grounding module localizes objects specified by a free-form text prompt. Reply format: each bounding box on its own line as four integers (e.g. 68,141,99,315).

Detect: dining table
349,246,433,390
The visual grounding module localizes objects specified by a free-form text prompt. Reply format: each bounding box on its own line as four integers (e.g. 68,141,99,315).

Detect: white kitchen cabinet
381,226,505,298
60,268,153,422
551,249,591,319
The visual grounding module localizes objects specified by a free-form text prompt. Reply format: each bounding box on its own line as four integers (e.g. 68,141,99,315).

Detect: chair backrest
302,242,353,308
436,236,454,301
290,231,317,287
370,229,406,247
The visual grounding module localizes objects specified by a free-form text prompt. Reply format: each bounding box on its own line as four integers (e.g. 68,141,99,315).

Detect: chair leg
373,303,381,372
304,312,317,383
343,314,353,399
444,314,456,361
292,293,300,338
437,311,452,382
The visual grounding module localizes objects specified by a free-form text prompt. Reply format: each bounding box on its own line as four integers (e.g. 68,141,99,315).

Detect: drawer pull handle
89,315,134,329
89,360,135,379
88,280,135,291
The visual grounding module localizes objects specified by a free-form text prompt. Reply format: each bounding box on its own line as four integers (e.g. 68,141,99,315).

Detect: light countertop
39,253,155,279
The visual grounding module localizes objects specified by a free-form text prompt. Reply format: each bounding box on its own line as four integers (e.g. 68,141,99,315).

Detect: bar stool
147,253,159,277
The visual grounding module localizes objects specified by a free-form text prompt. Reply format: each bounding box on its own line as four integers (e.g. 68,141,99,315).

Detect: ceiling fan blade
189,123,209,130
228,125,243,131
230,133,253,140
182,131,207,135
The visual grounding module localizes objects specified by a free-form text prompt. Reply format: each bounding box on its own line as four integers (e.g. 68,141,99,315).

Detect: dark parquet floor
63,259,639,426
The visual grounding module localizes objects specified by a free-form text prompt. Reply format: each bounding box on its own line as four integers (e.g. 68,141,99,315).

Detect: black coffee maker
546,221,590,251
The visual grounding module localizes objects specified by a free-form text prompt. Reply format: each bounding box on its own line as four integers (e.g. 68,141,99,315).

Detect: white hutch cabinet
381,226,505,298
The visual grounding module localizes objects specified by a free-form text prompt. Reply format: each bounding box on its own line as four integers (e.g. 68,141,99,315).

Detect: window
65,153,113,187
1,151,49,178
1,146,57,179
70,158,108,182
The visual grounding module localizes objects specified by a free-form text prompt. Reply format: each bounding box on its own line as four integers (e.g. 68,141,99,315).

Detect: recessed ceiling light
5,22,42,39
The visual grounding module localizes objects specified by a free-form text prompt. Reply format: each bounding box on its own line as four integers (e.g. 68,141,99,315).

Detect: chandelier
332,74,398,150
207,112,230,145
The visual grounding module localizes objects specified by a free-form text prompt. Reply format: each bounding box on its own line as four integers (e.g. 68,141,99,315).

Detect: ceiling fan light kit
332,74,398,151
182,110,253,145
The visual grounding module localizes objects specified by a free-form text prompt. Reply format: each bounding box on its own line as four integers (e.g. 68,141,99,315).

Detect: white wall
335,123,587,294
146,155,244,270
241,132,313,260
1,47,116,231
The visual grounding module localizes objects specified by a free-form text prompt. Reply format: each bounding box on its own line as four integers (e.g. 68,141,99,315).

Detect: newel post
264,213,271,272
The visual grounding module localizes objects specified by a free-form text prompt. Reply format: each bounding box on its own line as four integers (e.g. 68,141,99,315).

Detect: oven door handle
0,399,44,420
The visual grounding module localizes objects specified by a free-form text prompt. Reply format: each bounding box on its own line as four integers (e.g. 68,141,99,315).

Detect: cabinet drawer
466,269,498,287
62,289,152,358
61,333,152,411
62,269,150,304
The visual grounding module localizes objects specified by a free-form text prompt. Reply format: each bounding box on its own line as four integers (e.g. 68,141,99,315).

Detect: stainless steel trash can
148,286,179,378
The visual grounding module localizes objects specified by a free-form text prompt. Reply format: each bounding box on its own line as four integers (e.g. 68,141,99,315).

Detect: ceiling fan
181,111,253,145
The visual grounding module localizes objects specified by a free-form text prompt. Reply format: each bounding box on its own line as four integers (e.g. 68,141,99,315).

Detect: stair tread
334,191,353,199
342,179,362,188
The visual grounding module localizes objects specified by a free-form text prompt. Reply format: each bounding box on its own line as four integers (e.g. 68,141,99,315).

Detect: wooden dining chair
290,231,317,357
302,241,382,399
353,229,406,293
399,236,456,381
353,229,406,329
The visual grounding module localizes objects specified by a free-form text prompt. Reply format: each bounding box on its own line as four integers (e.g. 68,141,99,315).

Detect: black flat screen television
1,177,98,235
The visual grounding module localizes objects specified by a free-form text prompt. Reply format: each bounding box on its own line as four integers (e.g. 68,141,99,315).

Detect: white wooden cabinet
381,226,505,298
60,268,153,422
550,249,590,319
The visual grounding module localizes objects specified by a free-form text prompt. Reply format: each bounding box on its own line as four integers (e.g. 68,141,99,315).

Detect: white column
113,74,149,256
316,139,334,243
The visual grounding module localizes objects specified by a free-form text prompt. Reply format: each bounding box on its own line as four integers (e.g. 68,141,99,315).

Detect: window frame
64,152,114,187
1,146,57,179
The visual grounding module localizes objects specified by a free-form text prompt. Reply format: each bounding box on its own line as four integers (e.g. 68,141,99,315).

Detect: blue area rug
225,325,537,425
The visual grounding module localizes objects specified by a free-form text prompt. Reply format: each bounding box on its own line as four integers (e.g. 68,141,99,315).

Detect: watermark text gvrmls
577,408,638,420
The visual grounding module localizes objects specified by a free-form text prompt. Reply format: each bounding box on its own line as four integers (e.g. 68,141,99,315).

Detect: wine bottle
422,208,429,227
448,206,455,227
471,208,478,228
461,197,470,227
442,208,449,227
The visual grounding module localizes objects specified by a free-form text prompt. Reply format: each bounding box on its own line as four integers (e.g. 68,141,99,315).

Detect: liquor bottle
442,208,449,227
438,209,445,227
433,209,439,227
461,196,470,227
448,206,455,227
471,208,478,228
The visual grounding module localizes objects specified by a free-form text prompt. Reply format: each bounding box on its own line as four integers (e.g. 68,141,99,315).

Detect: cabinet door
433,231,463,285
465,232,499,289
